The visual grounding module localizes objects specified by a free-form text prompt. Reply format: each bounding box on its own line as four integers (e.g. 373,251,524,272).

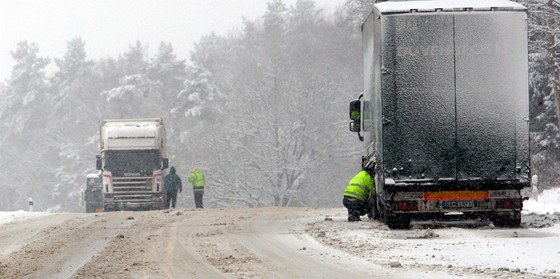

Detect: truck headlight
146,179,153,189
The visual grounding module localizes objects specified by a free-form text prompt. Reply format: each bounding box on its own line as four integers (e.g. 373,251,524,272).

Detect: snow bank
523,187,560,214
0,210,52,226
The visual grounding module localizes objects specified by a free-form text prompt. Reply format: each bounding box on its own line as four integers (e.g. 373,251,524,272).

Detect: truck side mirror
163,158,169,169
96,155,102,170
349,121,360,133
349,121,364,141
349,95,364,141
349,99,362,134
349,99,361,121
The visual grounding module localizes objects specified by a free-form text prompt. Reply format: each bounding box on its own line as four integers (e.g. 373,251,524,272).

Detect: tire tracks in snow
0,212,134,279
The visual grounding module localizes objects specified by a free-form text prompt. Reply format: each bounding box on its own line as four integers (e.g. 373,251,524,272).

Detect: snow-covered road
0,189,558,279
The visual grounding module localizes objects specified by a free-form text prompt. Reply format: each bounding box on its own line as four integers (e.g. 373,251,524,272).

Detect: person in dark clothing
164,166,182,209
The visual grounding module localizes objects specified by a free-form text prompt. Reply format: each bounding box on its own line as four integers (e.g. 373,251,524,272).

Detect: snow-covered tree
525,0,560,189
101,42,155,118
182,0,362,207
342,0,374,27
0,41,52,210
48,37,100,211
148,42,186,97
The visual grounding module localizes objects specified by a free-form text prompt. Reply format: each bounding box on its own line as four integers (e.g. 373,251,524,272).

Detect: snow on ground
1,188,559,278
0,210,52,226
524,187,560,214
306,188,560,279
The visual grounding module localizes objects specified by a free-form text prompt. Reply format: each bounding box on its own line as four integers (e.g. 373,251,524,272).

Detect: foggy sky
0,0,345,82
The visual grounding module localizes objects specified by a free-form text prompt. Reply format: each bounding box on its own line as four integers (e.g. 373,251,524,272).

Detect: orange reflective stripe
424,190,489,201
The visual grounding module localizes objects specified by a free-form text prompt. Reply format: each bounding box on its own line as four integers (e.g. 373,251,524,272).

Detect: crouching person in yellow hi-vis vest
343,166,377,222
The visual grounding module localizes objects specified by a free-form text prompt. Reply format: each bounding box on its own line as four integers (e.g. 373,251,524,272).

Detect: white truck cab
96,118,169,211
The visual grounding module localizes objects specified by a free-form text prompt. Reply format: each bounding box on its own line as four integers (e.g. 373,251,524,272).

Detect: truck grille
112,176,153,203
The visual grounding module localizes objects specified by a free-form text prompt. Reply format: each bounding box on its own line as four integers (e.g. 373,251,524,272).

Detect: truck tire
491,211,521,228
367,196,379,220
85,203,94,213
386,214,411,230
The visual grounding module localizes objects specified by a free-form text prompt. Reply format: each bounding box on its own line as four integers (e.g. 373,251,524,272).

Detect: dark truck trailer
349,0,529,229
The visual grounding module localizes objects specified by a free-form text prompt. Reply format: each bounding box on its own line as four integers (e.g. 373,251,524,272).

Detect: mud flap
386,213,411,230
491,211,521,228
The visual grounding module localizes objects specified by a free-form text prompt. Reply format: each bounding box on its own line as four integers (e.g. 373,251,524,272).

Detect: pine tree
0,41,52,210
48,37,99,211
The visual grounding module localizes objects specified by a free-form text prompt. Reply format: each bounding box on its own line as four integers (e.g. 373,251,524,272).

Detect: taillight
393,201,418,211
496,199,520,209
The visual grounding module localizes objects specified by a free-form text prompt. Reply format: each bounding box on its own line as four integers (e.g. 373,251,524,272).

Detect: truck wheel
368,204,380,220
367,196,380,220
491,211,521,228
386,214,411,230
85,203,94,213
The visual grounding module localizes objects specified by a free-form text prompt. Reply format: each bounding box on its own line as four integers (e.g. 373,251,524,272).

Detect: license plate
441,200,474,208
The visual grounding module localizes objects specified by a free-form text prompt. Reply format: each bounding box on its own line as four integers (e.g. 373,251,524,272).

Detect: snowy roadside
523,188,560,214
0,210,53,226
307,188,560,279
0,189,558,229
0,188,559,278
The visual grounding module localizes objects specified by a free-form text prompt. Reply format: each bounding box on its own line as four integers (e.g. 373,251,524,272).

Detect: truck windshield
104,150,161,173
87,177,101,188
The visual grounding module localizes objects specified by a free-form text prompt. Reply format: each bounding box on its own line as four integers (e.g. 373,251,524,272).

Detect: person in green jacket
343,167,376,222
164,166,182,209
188,169,205,208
